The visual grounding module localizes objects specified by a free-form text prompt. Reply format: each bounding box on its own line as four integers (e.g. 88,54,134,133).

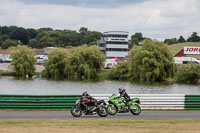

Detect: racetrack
0,112,200,119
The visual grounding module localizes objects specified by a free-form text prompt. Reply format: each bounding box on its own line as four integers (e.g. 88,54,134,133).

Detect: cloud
18,0,148,8
0,0,200,40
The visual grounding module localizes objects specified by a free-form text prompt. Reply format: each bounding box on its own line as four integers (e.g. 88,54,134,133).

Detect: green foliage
10,27,29,44
0,26,102,49
108,61,131,80
79,27,88,35
64,45,105,80
187,32,200,42
43,45,105,80
164,38,178,45
1,39,21,49
9,45,36,77
178,36,185,43
38,36,56,48
130,32,144,46
175,63,200,84
43,48,68,79
129,39,176,82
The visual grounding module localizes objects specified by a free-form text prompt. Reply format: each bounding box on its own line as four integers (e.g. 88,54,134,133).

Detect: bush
64,45,105,80
175,63,200,84
9,45,36,77
43,45,105,80
108,61,131,80
43,48,68,79
129,39,176,82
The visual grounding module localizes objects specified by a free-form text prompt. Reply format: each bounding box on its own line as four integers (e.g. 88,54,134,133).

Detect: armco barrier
0,94,81,110
0,94,199,110
185,95,200,110
91,94,185,110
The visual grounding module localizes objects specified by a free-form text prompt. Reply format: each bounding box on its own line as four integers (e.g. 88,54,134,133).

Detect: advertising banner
184,47,200,55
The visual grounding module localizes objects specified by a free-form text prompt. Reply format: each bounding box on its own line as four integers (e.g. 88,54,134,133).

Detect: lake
0,76,199,95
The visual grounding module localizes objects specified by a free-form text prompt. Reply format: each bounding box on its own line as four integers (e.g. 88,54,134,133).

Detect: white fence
91,94,185,110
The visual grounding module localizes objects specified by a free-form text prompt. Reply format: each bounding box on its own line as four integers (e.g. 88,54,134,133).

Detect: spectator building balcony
97,31,129,59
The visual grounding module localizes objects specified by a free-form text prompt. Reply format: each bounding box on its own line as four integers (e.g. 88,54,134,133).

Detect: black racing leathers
82,95,97,112
116,92,131,108
120,91,130,101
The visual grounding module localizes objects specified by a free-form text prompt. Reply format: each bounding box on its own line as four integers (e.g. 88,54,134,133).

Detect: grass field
168,42,200,58
0,118,200,133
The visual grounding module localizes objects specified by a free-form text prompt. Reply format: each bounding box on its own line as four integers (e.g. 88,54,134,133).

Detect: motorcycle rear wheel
71,105,82,117
130,104,141,115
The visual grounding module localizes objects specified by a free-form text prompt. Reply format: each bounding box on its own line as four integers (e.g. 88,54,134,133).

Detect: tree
80,31,102,45
187,32,200,42
38,36,55,48
175,62,200,84
10,27,29,44
43,48,68,79
9,45,36,77
79,27,88,35
108,61,131,80
27,28,38,39
178,36,185,43
164,38,178,45
64,45,105,80
130,32,144,46
43,45,105,80
0,34,2,47
1,39,20,49
129,39,176,82
28,39,38,48
1,34,9,41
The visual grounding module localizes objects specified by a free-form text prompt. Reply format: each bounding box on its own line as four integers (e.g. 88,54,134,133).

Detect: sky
0,0,200,40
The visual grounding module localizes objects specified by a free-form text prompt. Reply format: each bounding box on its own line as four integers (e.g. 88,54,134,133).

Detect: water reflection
0,76,199,95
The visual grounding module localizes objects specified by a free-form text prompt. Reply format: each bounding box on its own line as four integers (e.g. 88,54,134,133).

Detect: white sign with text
184,47,200,55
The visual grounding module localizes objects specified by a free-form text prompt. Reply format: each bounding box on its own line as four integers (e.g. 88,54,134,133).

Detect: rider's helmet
119,88,125,93
82,91,88,96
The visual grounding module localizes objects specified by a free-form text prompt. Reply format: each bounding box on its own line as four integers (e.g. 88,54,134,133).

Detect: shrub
129,39,176,82
43,45,105,80
108,61,131,80
43,48,68,79
9,45,36,77
64,45,105,80
175,63,200,84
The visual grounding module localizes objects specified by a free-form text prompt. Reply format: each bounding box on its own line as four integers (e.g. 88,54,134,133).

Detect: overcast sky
0,0,200,40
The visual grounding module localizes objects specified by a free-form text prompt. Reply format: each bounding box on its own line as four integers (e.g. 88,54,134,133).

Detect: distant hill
168,42,200,58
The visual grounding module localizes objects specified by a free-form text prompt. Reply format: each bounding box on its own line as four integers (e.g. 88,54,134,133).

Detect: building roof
0,50,10,54
35,49,44,55
0,49,45,55
103,31,129,35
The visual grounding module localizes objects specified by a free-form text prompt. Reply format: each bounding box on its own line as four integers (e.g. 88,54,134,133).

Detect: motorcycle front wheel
97,106,108,117
71,105,82,117
107,104,117,115
130,104,141,115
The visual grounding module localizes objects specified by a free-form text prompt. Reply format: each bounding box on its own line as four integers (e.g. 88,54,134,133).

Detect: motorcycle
107,93,141,115
71,97,108,117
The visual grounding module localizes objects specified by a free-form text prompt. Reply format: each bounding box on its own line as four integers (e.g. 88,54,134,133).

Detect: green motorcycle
107,93,141,115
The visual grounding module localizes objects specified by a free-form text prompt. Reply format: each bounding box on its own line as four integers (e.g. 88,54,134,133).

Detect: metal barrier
0,94,199,110
0,94,81,110
185,95,200,110
91,94,185,110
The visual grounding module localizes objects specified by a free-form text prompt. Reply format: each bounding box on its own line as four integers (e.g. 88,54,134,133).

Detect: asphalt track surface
0,112,200,119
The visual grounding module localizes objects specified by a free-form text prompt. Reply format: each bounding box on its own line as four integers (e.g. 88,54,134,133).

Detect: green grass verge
0,118,200,133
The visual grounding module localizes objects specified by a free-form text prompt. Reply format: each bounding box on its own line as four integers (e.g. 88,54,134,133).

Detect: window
106,41,128,45
106,48,128,51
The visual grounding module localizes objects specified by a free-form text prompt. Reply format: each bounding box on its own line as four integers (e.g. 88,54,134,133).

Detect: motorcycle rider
82,91,98,112
115,88,131,109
